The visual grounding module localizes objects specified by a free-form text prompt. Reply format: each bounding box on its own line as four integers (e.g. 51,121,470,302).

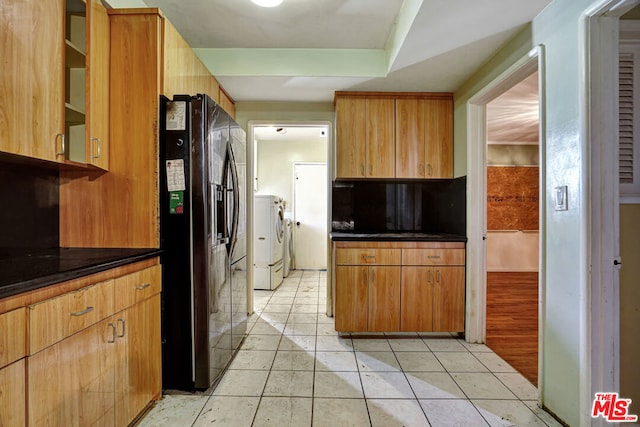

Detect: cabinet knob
55,133,66,157
419,164,425,176
427,164,432,177
360,165,365,176
90,137,102,159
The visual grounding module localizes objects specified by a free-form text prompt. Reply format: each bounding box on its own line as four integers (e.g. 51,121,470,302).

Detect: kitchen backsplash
332,177,466,236
0,159,59,252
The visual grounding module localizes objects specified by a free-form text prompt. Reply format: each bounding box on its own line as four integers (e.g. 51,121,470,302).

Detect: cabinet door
368,266,401,331
28,318,116,426
433,267,465,332
424,98,453,178
115,295,161,426
0,0,64,162
86,0,110,169
335,97,366,178
0,359,26,427
366,98,395,178
335,266,368,331
401,267,434,332
395,99,425,178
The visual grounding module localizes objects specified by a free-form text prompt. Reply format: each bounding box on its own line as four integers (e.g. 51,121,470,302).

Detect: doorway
293,162,327,270
247,122,331,313
484,72,541,386
465,47,545,386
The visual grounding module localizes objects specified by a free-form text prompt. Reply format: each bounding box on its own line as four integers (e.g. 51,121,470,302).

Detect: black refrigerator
159,94,247,391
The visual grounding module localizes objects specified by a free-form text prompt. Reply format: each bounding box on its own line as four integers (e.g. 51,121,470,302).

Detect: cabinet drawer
335,248,401,266
29,280,115,354
402,249,465,266
0,308,27,367
114,265,162,312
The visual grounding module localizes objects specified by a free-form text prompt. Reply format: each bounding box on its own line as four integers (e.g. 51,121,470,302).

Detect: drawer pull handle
362,255,376,261
117,318,126,338
71,306,94,317
136,283,151,291
427,256,441,259
436,270,441,283
108,323,117,343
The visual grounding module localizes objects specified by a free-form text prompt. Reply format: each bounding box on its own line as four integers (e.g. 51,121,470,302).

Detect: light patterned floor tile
137,395,208,426
253,397,312,427
474,352,518,373
192,396,259,426
315,351,359,371
283,323,317,336
211,370,269,396
316,335,354,351
389,338,429,352
360,371,415,399
434,351,490,372
278,335,316,352
495,372,538,400
451,373,518,400
228,350,276,370
263,370,314,397
312,398,370,427
423,338,468,352
473,399,548,427
355,351,401,372
420,399,489,426
368,398,430,427
271,350,316,371
406,372,467,399
240,334,282,350
352,338,393,352
395,351,446,372
313,371,364,398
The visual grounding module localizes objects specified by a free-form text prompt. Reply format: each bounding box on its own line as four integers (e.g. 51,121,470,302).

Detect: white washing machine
253,195,285,290
283,218,294,277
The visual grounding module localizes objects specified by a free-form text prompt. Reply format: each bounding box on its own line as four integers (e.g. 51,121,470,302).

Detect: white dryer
253,195,285,290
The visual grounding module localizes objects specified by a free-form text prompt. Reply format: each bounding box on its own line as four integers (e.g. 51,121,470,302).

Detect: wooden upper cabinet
219,88,236,119
366,98,395,178
0,0,64,163
335,92,452,180
335,97,366,178
396,97,453,179
335,96,394,178
85,0,110,170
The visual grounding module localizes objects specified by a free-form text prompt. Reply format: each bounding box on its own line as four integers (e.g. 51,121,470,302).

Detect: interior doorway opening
466,46,544,392
247,121,332,314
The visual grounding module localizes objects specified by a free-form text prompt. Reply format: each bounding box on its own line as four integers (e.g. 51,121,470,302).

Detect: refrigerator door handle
226,144,240,255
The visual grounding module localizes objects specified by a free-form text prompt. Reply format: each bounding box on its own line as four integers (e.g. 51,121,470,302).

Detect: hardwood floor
486,272,538,386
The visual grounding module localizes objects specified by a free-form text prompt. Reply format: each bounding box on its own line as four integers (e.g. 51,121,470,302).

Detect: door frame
581,1,639,424
292,161,328,270
247,121,332,316
466,46,545,398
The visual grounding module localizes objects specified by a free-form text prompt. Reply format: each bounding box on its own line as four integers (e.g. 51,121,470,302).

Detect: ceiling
106,0,552,103
487,71,540,144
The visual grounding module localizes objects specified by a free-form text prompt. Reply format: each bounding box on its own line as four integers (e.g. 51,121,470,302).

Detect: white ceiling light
251,0,283,7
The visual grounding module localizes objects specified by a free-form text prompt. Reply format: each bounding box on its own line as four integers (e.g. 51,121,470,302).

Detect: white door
293,163,327,269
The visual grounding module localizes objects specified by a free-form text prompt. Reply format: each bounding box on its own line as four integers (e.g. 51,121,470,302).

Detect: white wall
255,137,327,214
455,0,606,424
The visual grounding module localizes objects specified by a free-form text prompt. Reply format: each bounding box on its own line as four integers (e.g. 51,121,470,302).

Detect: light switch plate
554,186,568,211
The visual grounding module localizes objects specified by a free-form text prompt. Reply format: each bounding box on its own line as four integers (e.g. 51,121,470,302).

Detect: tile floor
137,270,562,427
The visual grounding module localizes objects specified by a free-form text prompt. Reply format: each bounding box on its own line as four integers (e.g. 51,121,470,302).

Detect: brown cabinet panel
114,265,162,313
336,97,367,178
366,98,395,178
433,267,465,332
335,248,401,266
29,279,115,354
28,318,116,427
219,88,236,119
0,359,26,427
402,249,465,266
86,0,110,170
368,266,401,331
335,266,368,331
115,295,161,426
395,98,425,178
401,267,434,332
0,0,64,162
424,98,453,178
0,308,26,368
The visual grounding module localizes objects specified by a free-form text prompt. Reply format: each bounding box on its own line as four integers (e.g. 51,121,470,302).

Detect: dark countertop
330,232,467,242
0,247,162,300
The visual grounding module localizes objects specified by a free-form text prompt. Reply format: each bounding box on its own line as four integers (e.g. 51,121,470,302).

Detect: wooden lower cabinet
335,266,368,331
0,359,26,427
401,267,434,331
115,295,161,426
334,242,465,333
28,318,116,426
368,266,401,331
433,266,465,332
